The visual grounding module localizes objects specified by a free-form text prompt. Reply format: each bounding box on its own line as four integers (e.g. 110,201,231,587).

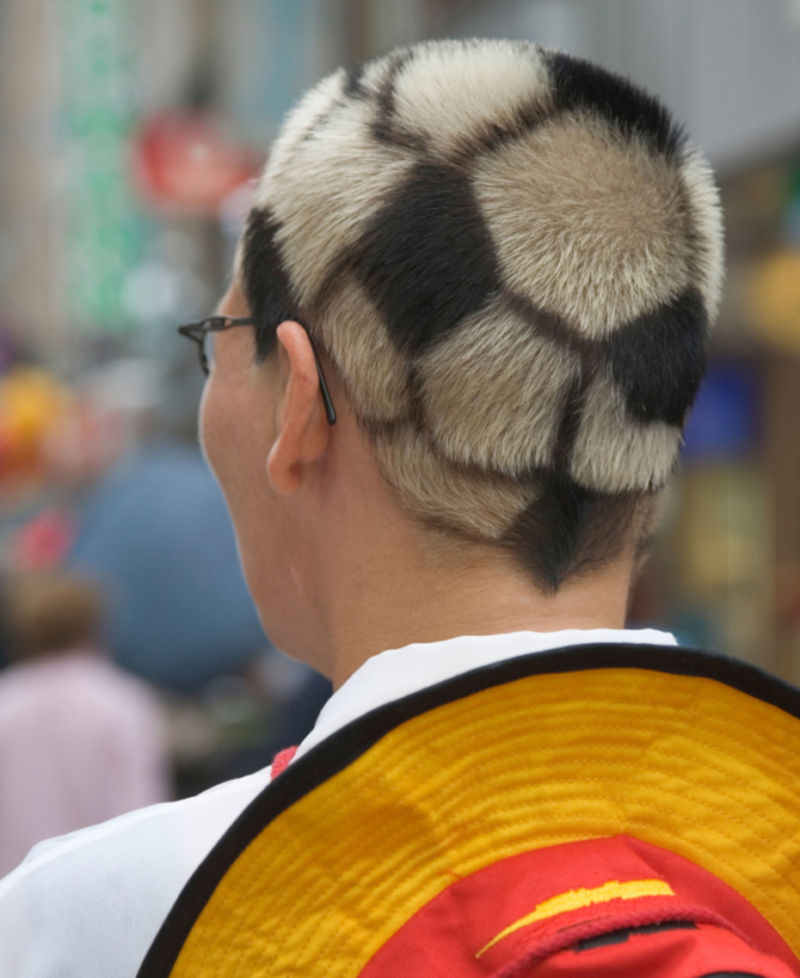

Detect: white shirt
0,628,675,978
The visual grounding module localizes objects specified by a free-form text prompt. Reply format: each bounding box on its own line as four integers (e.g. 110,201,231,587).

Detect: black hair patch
503,474,641,591
350,161,503,355
544,50,686,161
371,49,428,151
296,97,348,149
603,287,709,426
553,370,593,470
506,293,592,356
344,60,367,98
240,208,302,360
456,96,550,160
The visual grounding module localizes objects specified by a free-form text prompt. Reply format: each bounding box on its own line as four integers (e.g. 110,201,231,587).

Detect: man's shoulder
0,765,273,978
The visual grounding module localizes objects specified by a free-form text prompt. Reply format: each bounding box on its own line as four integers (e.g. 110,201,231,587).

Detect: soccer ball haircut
238,39,724,591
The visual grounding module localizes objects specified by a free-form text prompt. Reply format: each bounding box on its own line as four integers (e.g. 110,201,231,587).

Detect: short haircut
238,39,724,591
5,572,103,660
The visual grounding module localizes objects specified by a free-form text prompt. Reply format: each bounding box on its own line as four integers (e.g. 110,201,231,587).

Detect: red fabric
270,746,298,779
358,835,800,978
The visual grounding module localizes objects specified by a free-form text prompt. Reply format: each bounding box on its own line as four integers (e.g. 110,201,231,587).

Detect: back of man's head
237,38,724,592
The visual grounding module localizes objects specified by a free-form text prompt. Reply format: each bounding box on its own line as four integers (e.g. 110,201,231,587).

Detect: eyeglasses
178,316,336,425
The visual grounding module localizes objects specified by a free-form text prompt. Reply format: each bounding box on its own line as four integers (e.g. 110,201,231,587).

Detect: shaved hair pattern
239,39,724,590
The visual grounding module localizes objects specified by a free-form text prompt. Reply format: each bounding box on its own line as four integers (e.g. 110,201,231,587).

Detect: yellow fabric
170,668,800,977
475,878,675,958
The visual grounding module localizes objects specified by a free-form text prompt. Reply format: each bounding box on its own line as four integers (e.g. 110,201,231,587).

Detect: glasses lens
202,328,216,373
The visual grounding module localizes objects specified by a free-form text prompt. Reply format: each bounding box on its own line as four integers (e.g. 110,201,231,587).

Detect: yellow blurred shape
0,368,72,470
748,249,800,353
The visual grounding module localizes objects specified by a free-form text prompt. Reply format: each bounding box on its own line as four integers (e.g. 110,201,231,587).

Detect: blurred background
0,0,798,819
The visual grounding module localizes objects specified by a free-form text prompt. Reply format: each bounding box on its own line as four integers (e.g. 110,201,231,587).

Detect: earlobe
266,322,331,495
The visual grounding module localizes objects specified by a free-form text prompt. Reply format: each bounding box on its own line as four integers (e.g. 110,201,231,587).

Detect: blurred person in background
2,37,800,978
0,572,170,877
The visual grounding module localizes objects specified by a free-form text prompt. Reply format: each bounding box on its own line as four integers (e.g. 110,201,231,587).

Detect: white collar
293,628,677,761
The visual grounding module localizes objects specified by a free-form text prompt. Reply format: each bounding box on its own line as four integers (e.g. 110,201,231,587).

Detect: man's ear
267,321,331,494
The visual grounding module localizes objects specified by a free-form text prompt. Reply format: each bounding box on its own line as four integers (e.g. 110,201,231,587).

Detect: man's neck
323,545,635,690
272,401,637,690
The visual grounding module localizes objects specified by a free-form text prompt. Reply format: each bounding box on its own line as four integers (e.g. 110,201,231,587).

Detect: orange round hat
137,644,800,977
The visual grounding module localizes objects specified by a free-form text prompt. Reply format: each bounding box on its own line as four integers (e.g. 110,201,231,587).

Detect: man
0,572,169,878
3,38,800,978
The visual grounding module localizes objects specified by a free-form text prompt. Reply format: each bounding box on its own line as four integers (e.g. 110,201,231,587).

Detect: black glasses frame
178,316,336,425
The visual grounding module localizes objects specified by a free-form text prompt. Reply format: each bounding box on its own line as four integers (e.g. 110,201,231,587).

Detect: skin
201,281,638,690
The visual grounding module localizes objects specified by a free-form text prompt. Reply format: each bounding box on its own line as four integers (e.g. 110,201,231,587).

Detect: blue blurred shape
68,444,268,692
682,362,760,461
784,198,800,248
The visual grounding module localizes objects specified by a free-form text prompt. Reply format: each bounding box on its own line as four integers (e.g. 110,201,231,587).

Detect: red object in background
131,112,261,215
12,509,76,571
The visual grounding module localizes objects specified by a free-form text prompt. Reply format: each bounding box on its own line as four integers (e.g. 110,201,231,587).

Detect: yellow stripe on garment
476,878,675,958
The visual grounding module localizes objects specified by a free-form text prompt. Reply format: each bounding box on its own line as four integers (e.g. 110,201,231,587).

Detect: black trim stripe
137,644,800,977
574,920,697,952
